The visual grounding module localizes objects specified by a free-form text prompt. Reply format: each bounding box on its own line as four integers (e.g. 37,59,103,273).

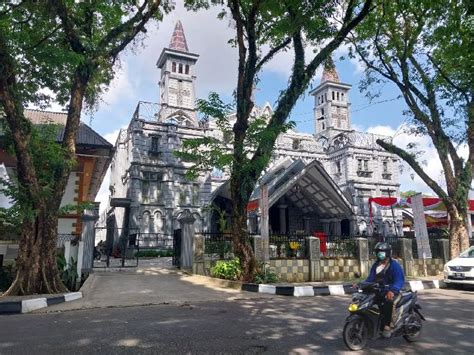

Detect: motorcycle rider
365,242,405,338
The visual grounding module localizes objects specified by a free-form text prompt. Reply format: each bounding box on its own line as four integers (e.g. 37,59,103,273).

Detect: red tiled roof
169,20,188,52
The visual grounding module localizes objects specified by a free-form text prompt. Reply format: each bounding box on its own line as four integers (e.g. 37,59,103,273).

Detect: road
0,288,472,354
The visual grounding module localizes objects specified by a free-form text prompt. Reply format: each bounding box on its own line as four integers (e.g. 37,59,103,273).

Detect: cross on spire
169,20,188,52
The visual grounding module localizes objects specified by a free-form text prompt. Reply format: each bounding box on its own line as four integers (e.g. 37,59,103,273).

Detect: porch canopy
248,159,353,219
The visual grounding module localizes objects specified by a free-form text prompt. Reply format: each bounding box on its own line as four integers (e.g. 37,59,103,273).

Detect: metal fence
56,234,78,248
269,233,308,259
203,232,234,260
323,236,358,258
411,237,446,259
135,233,173,250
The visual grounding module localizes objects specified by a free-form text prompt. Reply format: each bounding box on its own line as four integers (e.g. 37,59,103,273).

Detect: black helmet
374,242,392,258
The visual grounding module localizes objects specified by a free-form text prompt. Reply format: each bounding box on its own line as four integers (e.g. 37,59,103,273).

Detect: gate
173,229,181,267
93,227,139,268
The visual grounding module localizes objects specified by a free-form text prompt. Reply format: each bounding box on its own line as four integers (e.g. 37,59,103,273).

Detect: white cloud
101,62,134,107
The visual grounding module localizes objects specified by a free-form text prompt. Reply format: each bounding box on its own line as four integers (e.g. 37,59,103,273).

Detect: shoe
382,326,392,338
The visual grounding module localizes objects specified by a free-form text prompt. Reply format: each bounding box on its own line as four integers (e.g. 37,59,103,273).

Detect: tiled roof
169,20,189,52
24,109,112,148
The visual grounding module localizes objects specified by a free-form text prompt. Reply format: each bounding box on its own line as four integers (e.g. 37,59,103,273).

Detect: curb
0,292,82,315
240,280,444,297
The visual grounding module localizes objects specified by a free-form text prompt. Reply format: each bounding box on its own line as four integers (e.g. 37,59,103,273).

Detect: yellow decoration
289,242,300,250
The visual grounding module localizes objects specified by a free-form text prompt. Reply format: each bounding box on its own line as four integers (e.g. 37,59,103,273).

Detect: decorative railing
269,233,308,259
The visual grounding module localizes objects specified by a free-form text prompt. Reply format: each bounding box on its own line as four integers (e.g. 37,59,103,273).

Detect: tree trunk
447,206,470,259
4,212,68,296
231,210,255,282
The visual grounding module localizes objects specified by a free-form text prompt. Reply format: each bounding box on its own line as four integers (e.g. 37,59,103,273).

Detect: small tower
156,21,199,126
309,58,352,135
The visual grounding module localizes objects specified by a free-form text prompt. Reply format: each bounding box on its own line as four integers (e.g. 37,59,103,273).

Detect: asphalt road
0,288,472,354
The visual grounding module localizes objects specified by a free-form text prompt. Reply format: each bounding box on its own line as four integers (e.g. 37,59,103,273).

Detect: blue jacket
366,259,405,294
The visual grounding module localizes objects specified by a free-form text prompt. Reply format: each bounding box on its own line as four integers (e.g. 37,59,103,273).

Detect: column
321,219,330,235
438,238,450,264
193,233,205,275
278,204,287,233
308,237,321,281
399,238,414,277
303,217,311,234
333,219,342,236
178,210,196,270
80,211,99,273
356,238,369,278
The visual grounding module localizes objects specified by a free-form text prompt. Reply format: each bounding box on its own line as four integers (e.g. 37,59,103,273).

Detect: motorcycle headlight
348,303,359,312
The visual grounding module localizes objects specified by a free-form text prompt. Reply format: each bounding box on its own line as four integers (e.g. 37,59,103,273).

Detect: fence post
400,238,414,277
356,238,370,278
438,238,450,264
193,233,205,275
308,237,321,282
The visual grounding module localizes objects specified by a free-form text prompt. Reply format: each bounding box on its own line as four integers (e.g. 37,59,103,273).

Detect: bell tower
310,58,352,135
156,21,199,126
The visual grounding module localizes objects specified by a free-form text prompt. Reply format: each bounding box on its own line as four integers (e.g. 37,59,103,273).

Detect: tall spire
169,20,188,52
321,57,340,83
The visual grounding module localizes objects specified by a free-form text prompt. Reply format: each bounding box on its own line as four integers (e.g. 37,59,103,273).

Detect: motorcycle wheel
94,251,101,261
403,313,422,342
343,317,369,351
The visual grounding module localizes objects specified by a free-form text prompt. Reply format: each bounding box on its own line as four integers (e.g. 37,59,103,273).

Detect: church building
102,21,402,243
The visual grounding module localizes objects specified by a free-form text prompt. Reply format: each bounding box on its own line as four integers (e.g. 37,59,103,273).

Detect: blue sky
66,1,454,206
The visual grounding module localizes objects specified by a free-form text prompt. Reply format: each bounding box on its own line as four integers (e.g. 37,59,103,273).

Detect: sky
44,1,461,210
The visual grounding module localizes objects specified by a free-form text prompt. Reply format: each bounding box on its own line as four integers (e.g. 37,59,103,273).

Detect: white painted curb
64,292,82,302
328,284,345,296
258,284,276,294
293,286,315,297
22,298,47,313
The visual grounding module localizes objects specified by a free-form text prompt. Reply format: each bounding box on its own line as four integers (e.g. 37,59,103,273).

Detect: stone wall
269,259,310,283
320,258,360,281
412,258,444,277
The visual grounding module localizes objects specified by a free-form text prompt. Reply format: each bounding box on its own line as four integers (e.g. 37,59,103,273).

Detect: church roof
169,20,189,52
321,57,340,83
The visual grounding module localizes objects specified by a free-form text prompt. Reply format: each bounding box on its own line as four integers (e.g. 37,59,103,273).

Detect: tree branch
48,0,85,53
255,37,291,72
376,139,450,201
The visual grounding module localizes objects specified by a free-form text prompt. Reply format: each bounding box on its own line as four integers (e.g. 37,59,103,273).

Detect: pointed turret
169,20,188,52
321,57,340,83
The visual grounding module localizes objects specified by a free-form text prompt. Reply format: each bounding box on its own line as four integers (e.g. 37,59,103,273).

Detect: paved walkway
39,258,270,313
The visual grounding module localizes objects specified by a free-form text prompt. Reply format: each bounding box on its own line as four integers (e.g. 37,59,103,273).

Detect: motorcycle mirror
354,272,361,279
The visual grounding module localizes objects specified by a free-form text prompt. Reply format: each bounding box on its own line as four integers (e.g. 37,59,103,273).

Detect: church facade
103,21,402,242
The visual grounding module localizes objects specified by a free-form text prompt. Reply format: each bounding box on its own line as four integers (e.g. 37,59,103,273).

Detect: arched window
185,65,189,74
178,63,183,73
172,62,176,72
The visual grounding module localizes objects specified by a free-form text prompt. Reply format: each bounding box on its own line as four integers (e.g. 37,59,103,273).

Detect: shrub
254,264,279,284
57,253,78,291
210,258,241,281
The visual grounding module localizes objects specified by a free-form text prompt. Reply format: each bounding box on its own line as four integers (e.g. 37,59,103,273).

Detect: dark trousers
381,294,401,328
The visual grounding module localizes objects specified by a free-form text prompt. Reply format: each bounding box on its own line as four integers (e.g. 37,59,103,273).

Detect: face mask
376,251,386,261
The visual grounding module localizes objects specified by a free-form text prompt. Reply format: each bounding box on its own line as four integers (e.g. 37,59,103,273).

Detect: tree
349,0,473,258
0,1,167,295
181,0,373,281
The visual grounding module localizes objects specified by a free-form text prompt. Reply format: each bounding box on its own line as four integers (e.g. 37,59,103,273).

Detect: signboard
411,193,432,259
260,184,269,262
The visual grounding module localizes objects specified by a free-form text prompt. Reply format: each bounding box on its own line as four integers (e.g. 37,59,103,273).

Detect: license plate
454,273,465,278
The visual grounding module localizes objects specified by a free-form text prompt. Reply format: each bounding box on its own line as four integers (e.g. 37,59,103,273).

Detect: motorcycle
93,246,102,261
343,281,425,351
